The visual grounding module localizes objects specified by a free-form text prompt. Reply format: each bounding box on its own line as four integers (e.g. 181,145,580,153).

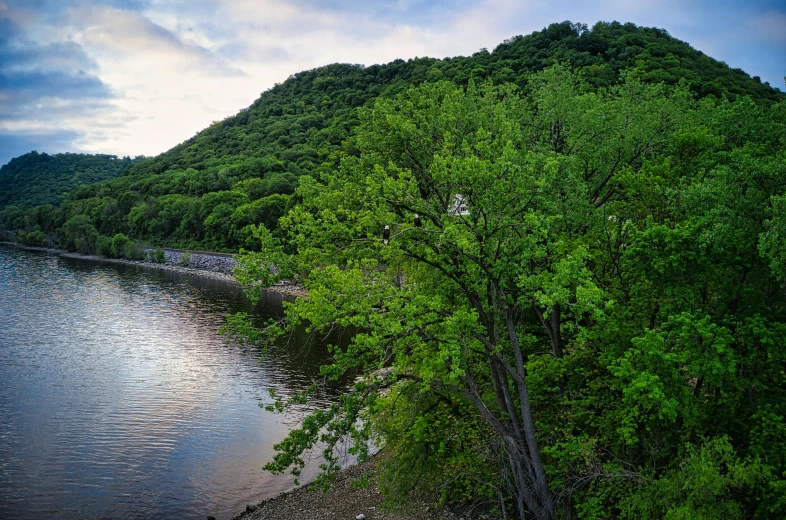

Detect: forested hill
2,21,783,253
127,20,783,181
0,151,140,209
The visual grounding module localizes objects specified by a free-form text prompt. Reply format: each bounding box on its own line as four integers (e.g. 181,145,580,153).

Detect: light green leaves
609,313,735,444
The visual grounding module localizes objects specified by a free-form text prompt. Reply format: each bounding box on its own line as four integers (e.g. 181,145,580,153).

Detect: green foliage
619,437,768,520
19,229,48,247
96,235,113,257
0,151,140,209
227,66,786,519
148,248,166,263
375,388,499,508
124,241,145,260
111,233,133,258
759,194,786,281
179,250,191,266
3,22,780,255
59,214,99,253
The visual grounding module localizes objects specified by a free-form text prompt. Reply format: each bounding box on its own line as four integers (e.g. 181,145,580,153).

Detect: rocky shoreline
1,242,306,297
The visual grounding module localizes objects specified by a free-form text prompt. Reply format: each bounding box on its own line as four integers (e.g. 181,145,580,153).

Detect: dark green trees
0,152,139,209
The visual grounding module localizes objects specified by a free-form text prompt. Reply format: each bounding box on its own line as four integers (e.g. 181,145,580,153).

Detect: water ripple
0,246,340,520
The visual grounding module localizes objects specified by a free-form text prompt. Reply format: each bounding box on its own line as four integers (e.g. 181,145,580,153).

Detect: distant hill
0,151,141,209
3,20,783,252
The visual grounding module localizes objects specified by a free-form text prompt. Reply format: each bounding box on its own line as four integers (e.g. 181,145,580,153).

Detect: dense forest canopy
0,151,139,209
3,21,786,518
230,61,786,520
1,20,782,253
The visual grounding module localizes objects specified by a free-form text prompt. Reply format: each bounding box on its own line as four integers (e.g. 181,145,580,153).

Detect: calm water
0,245,343,520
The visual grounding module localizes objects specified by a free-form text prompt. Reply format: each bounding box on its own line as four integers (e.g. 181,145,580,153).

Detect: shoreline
0,242,307,298
229,457,450,520
3,241,461,520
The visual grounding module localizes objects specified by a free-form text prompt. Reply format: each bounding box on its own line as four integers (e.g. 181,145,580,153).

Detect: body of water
0,245,338,520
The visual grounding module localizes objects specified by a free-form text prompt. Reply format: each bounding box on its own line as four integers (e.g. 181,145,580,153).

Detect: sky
1,0,784,168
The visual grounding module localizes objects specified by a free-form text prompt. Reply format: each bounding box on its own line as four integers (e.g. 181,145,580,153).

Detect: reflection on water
0,245,340,520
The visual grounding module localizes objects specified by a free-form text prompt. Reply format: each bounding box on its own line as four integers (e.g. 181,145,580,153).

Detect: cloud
75,5,247,77
0,0,252,162
0,10,117,164
287,0,477,27
0,72,110,117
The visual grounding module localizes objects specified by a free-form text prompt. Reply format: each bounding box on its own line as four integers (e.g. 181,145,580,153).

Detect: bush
179,251,191,266
124,241,144,259
96,235,113,257
58,215,98,253
27,230,49,247
148,248,166,263
111,233,133,258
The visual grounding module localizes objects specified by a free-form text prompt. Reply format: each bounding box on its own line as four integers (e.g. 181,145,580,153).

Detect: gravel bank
1,242,306,297
231,458,449,520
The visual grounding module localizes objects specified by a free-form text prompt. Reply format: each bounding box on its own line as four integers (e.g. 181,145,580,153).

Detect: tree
59,214,99,253
230,70,699,519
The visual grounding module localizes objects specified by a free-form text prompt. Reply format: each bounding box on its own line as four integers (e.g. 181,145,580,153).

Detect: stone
356,514,367,520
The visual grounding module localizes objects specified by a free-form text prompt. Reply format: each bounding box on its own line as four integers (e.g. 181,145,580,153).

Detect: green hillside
0,151,139,209
2,20,780,253
225,26,786,520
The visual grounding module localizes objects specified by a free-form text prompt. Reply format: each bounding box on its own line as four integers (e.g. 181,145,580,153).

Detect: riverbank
0,242,307,297
231,458,452,520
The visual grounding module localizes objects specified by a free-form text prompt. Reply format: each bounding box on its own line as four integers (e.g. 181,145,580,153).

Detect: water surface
0,245,338,520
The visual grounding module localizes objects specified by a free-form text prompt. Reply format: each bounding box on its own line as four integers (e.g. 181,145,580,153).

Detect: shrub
28,230,49,247
148,248,166,263
96,235,113,257
59,215,98,253
111,233,133,258
124,241,144,259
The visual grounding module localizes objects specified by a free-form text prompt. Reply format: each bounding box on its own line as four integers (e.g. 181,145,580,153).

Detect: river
0,244,339,520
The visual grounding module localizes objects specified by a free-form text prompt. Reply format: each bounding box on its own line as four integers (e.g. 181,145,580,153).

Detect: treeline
0,151,141,250
1,21,782,254
0,151,139,209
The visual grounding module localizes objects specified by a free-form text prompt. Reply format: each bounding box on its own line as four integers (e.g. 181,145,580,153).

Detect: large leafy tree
230,68,714,519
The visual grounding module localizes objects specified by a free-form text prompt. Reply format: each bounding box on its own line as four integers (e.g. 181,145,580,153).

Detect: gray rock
356,514,367,520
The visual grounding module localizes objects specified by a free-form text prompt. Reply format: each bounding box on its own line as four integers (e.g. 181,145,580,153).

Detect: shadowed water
0,245,342,520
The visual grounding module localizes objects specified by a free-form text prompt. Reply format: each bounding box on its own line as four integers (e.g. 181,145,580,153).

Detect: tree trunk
534,303,564,358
